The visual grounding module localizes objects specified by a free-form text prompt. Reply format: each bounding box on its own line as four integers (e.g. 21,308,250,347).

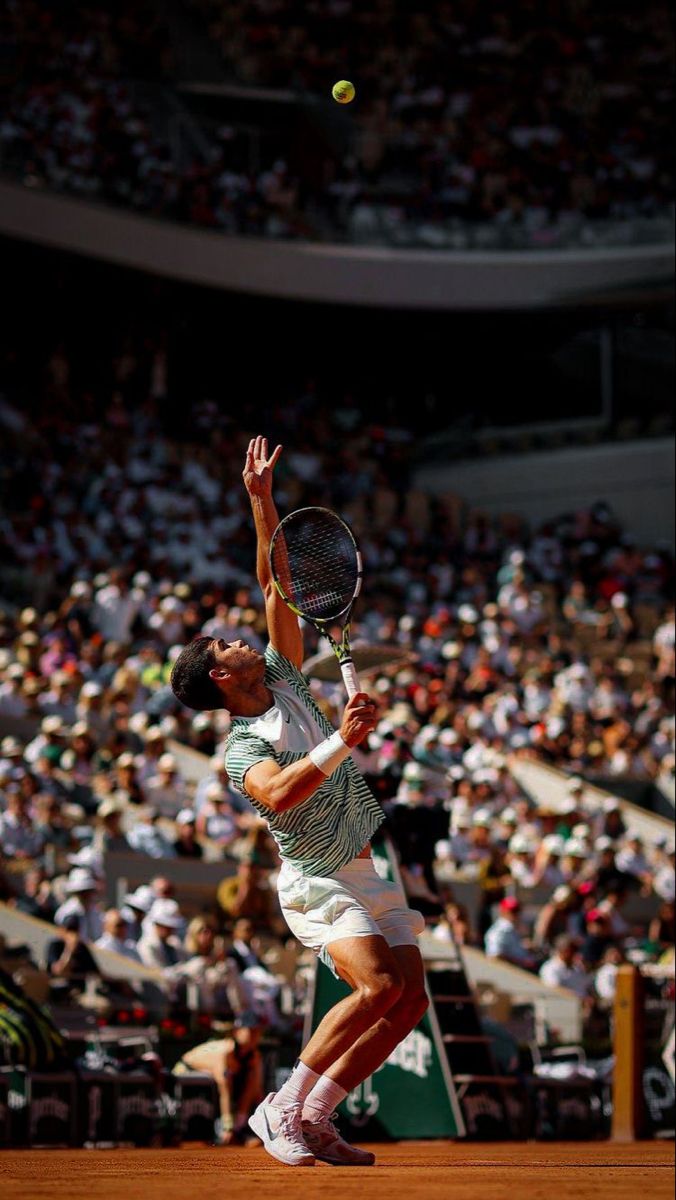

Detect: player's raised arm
243,435,304,667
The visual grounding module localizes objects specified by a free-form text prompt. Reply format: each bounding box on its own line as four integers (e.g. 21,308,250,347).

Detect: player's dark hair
170,637,224,711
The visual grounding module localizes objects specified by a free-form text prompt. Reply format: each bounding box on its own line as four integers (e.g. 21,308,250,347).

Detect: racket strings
271,511,358,622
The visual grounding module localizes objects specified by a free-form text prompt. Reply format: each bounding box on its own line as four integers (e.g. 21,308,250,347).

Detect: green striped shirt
224,645,384,876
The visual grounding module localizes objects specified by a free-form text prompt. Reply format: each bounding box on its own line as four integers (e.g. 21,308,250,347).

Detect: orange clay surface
1,1142,674,1200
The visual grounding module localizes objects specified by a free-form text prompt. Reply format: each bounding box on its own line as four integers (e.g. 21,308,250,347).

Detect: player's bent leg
299,934,404,1074
319,945,429,1093
300,946,427,1167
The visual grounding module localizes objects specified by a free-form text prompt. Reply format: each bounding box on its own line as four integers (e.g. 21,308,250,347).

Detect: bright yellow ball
332,80,355,104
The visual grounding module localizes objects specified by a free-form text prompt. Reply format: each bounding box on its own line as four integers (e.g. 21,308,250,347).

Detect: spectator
173,916,247,1014
173,809,203,858
95,909,142,961
127,808,177,859
539,935,591,999
484,897,538,971
0,789,44,859
54,870,104,942
138,898,186,970
174,1010,264,1145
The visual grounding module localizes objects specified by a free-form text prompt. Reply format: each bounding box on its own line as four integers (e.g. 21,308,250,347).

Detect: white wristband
309,731,351,777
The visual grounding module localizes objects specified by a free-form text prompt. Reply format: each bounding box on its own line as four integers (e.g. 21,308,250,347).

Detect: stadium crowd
0,331,674,1081
0,0,673,244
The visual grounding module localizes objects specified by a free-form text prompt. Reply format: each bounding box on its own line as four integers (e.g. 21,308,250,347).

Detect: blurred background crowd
1,310,673,1084
1,0,673,245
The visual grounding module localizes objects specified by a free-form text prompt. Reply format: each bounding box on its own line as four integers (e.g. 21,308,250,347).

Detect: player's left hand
243,435,283,496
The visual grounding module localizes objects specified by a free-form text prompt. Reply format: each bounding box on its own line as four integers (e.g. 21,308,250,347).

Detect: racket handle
340,659,361,698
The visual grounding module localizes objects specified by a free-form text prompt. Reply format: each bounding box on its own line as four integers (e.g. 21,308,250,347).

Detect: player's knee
359,968,404,1015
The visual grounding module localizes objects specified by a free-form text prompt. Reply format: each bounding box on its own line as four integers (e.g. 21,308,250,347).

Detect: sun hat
1,737,23,758
66,868,99,893
565,839,588,858
149,898,183,929
509,834,533,854
123,885,155,914
473,809,492,828
41,716,65,735
542,835,566,856
176,809,196,826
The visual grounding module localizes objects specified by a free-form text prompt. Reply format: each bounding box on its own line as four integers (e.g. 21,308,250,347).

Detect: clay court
1,1142,673,1200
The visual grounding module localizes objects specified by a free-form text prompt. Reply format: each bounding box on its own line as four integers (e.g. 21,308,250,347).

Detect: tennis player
170,436,427,1167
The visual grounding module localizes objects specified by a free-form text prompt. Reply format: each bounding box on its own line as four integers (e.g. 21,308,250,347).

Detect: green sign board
308,963,464,1139
304,833,465,1140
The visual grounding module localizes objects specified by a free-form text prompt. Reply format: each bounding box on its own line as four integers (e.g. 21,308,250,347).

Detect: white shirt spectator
484,917,532,966
93,584,142,642
95,933,141,961
540,955,590,998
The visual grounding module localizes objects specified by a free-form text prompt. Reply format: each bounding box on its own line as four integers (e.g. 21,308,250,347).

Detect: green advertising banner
308,963,465,1139
304,834,465,1140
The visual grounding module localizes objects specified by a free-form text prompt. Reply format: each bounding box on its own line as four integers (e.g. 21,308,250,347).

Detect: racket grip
340,660,361,698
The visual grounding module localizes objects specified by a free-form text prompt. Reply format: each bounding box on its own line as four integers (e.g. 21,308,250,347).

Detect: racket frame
269,507,363,696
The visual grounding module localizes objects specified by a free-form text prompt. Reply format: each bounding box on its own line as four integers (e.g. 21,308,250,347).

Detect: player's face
209,638,265,684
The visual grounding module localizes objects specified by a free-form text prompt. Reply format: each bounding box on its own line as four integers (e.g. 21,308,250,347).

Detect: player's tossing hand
243,435,283,497
339,692,378,748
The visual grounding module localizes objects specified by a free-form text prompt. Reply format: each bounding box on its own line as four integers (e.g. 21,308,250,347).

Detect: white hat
145,726,164,742
457,605,479,624
66,868,98,893
133,571,152,589
41,716,65,735
116,752,136,769
565,839,587,858
595,836,614,852
603,798,620,813
98,799,123,821
473,809,492,828
123,885,155,914
553,885,573,905
1,736,23,757
572,823,591,840
611,592,628,608
192,713,211,732
403,763,423,782
509,834,533,854
80,681,103,698
70,581,92,599
158,753,177,772
438,729,458,747
441,641,462,660
176,809,196,826
205,782,225,802
543,835,566,856
566,776,584,793
149,898,183,929
501,808,518,825
418,726,439,745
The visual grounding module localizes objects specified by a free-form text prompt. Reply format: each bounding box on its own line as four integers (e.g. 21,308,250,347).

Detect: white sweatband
309,731,351,777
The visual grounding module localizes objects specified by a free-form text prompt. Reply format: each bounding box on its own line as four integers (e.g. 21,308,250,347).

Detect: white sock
272,1060,321,1109
302,1076,348,1123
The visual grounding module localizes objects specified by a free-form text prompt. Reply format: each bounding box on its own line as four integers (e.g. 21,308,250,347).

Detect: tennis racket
269,506,363,697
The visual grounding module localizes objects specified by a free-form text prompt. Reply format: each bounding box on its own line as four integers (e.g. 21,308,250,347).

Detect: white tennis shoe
302,1113,376,1166
248,1094,315,1167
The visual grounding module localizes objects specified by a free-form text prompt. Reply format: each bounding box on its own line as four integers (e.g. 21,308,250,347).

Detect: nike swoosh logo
284,714,291,724
263,1110,281,1141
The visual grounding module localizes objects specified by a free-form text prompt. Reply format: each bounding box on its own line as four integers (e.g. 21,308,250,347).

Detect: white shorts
277,855,425,975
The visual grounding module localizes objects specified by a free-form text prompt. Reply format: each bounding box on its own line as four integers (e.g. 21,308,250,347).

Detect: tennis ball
332,80,355,104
